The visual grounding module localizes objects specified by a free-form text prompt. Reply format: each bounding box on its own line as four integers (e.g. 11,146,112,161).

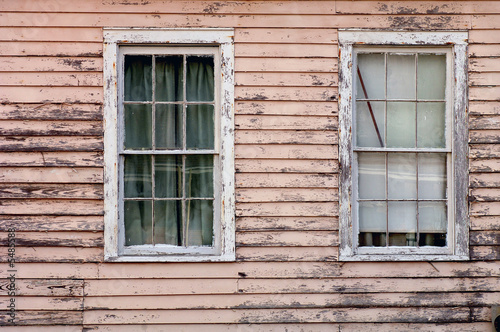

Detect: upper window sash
338,30,468,261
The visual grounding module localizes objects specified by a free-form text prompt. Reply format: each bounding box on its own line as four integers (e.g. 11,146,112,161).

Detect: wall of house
0,0,498,330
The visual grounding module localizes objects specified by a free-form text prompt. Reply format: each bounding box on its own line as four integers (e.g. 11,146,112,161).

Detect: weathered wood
0,199,103,215
0,296,82,311
472,15,500,29
469,86,500,101
469,115,500,130
339,323,492,332
236,130,338,145
0,152,103,167
470,44,500,57
0,231,103,247
0,279,84,296
470,231,500,245
470,173,500,188
236,173,337,188
0,247,102,263
237,216,338,231
0,87,102,104
0,167,102,183
236,115,336,130
3,263,98,279
237,231,338,247
237,246,339,262
470,57,500,72
0,120,102,136
0,216,103,231
236,202,338,217
236,72,337,87
0,73,102,87
0,27,102,42
0,311,82,325
236,58,337,72
0,57,102,72
0,42,102,56
0,136,103,152
236,188,338,202
236,101,337,116
0,183,103,199
0,103,103,120
82,307,471,324
469,188,500,202
336,1,500,14
470,246,500,260
235,28,337,44
235,159,338,173
471,216,500,231
235,43,337,58
469,29,500,43
469,143,500,157
235,145,338,159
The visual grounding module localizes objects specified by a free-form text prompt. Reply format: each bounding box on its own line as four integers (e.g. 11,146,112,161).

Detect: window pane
388,153,417,200
156,104,183,149
124,200,152,245
154,200,182,245
124,55,152,101
418,153,447,200
387,102,416,148
356,53,385,100
355,101,385,147
358,152,385,199
419,201,447,233
359,201,387,233
417,54,446,100
388,201,417,246
155,155,182,198
417,102,446,148
124,104,152,150
186,200,213,246
186,105,214,149
387,54,415,100
187,56,214,102
124,155,152,198
155,55,183,102
185,155,214,198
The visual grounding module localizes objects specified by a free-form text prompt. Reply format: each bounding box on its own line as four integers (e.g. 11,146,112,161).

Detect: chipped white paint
338,30,469,261
103,28,235,262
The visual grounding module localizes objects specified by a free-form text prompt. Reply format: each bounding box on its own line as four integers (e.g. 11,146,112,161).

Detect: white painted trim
338,30,469,262
103,28,235,262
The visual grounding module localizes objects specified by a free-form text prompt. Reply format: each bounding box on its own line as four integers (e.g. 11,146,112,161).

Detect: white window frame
103,28,235,262
338,31,469,261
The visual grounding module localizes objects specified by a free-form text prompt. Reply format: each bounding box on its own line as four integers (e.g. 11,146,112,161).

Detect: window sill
104,253,235,262
339,254,469,262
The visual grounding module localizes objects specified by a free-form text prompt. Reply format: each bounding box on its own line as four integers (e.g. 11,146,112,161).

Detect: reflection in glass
156,55,183,102
186,105,214,149
358,153,386,199
388,153,417,200
124,104,152,149
124,55,152,101
154,200,182,245
418,153,447,200
185,155,213,198
155,155,182,198
417,102,446,148
124,200,152,245
187,56,214,102
355,101,385,147
356,53,385,100
156,104,183,149
388,54,416,100
387,102,416,148
417,54,446,100
186,200,213,246
124,155,152,198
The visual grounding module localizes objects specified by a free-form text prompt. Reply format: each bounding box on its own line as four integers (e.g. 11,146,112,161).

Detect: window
338,31,468,261
103,29,235,262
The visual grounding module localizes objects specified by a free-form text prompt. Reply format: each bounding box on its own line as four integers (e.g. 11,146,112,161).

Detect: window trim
103,28,235,262
338,30,469,261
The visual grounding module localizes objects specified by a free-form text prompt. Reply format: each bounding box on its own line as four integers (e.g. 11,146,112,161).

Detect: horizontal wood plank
0,311,82,325
0,103,102,121
0,183,103,199
0,167,102,183
0,120,102,136
236,188,337,202
235,159,338,173
0,73,102,87
0,231,103,247
0,199,103,215
0,247,102,263
236,58,337,72
0,87,102,103
0,152,103,167
0,296,82,311
236,72,337,87
236,115,336,130
235,43,337,58
236,173,337,188
236,202,338,217
237,216,338,231
235,145,338,159
0,57,102,72
235,28,337,44
0,216,103,231
237,231,338,247
236,130,338,145
236,101,336,116
471,216,500,231
0,136,103,152
0,41,102,56
0,278,84,296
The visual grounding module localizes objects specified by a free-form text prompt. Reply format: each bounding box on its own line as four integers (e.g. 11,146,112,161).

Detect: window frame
103,28,235,262
338,30,469,261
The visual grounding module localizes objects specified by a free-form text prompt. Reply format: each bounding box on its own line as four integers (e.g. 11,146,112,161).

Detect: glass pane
388,201,417,246
186,56,214,102
388,153,417,200
359,201,387,233
186,105,214,149
156,104,183,149
124,155,152,198
124,104,152,150
186,200,213,246
419,233,446,247
358,152,386,199
387,102,416,148
124,200,152,245
355,101,385,147
387,54,415,100
417,54,446,100
154,200,182,245
359,232,386,247
124,55,152,101
356,53,385,100
417,102,446,148
155,55,183,102
186,155,214,198
418,153,447,199
155,155,182,198
419,201,447,233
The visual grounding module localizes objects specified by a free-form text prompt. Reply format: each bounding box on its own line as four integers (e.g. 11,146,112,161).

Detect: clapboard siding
0,0,498,330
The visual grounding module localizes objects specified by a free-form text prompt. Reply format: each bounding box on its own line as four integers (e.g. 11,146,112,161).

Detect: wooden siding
0,1,498,330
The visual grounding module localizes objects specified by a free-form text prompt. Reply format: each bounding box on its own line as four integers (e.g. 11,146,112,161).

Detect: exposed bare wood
470,173,500,188
469,115,500,130
236,101,337,116
235,159,338,173
470,230,500,245
236,188,338,202
0,152,103,167
0,167,102,183
0,136,103,152
236,72,337,87
0,73,102,87
0,86,102,103
0,27,102,42
237,216,338,231
236,115,336,130
469,143,500,157
236,246,339,262
237,231,338,247
0,278,84,296
0,216,103,231
470,246,500,260
0,103,103,120
236,130,338,145
0,183,103,199
0,42,102,56
0,120,102,136
0,57,102,72
0,296,82,311
0,199,103,215
236,173,337,188
0,231,103,247
236,202,338,217
469,188,500,202
336,1,500,15
471,216,500,231
235,144,338,159
0,311,82,325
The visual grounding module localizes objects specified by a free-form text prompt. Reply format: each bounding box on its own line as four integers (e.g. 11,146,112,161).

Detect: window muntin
338,31,468,261
353,48,452,251
103,29,235,262
119,47,219,251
